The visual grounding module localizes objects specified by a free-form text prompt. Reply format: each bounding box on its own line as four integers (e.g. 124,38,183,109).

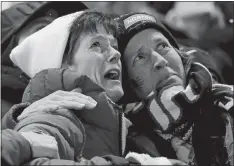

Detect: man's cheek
129,76,144,91
168,58,184,76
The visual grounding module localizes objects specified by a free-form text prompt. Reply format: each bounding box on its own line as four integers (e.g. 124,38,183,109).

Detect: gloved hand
171,136,194,164
175,62,213,105
212,83,233,112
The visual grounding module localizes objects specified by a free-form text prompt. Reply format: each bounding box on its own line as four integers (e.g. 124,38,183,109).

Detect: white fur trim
10,11,84,78
125,152,172,165
151,157,172,165
125,152,147,165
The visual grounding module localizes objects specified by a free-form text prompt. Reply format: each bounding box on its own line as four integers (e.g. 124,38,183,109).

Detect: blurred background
1,1,234,117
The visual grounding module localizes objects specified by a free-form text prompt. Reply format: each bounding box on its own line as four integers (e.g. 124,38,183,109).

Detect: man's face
123,28,185,100
69,26,123,102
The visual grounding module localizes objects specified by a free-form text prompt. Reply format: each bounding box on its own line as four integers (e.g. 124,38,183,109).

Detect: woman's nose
107,47,121,64
151,50,168,71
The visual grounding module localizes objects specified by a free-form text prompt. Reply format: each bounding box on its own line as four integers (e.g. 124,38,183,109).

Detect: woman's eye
112,45,118,50
91,41,101,48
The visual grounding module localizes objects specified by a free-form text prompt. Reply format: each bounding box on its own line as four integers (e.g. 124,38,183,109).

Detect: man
117,12,233,166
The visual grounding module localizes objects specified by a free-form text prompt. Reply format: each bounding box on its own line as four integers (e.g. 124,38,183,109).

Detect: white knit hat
10,11,84,78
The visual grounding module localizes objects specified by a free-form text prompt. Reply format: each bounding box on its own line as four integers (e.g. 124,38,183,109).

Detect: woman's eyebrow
110,39,118,47
91,35,107,42
91,35,117,45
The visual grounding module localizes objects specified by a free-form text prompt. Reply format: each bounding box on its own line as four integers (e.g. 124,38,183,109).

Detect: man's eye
135,55,145,62
156,43,170,50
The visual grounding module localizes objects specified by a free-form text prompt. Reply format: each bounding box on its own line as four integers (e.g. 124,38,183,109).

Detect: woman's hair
63,9,120,64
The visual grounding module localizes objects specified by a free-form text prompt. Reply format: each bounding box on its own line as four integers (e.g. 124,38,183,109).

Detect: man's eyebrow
136,45,145,55
125,45,144,61
151,35,169,44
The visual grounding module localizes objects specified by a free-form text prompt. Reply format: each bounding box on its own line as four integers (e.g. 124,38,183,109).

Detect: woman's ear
61,62,69,69
61,62,76,72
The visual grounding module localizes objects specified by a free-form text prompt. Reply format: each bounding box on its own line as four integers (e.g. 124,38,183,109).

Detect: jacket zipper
107,98,125,157
119,108,124,157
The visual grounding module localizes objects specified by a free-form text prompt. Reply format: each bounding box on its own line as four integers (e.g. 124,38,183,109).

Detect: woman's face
123,28,185,100
69,26,123,103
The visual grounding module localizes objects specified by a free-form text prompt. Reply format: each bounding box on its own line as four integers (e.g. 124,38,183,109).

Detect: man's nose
151,50,168,71
107,47,121,64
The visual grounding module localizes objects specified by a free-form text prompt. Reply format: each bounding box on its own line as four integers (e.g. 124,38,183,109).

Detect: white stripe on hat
10,11,84,78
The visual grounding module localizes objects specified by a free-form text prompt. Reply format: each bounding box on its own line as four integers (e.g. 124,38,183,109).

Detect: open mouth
104,69,120,80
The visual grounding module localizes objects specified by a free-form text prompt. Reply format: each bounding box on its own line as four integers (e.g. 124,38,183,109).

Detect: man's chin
156,75,184,94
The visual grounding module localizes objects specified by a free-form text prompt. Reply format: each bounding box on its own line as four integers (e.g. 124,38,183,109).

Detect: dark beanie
116,12,179,55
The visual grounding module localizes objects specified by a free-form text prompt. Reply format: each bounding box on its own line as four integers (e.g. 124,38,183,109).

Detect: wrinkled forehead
130,28,168,45
123,28,169,57
73,26,118,54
